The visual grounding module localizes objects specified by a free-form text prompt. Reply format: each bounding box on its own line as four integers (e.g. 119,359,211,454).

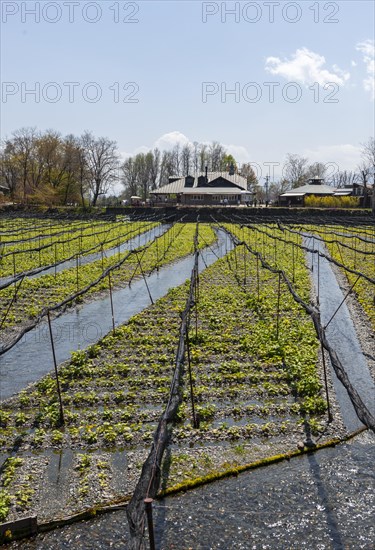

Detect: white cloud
351,60,357,67
265,47,350,87
356,39,375,99
154,131,191,150
118,131,192,162
119,131,251,165
303,144,362,173
225,144,251,164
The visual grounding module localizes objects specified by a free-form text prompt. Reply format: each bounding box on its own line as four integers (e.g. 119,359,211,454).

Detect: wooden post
276,272,281,340
194,273,198,339
292,241,295,283
76,254,79,292
12,253,17,302
324,275,361,330
136,252,154,305
243,244,247,285
274,231,277,265
320,341,333,423
156,234,159,272
317,250,320,305
186,328,198,429
47,311,64,426
108,271,115,333
144,498,156,550
233,244,238,272
54,242,57,279
262,231,265,258
0,278,24,331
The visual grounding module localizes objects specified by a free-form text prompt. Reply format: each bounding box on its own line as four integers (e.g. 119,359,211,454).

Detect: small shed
279,178,336,206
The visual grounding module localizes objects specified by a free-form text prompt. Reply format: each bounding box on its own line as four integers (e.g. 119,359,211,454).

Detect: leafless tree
283,154,309,188
10,127,39,199
199,144,208,172
192,142,200,173
209,141,226,171
181,143,192,175
135,154,151,200
0,140,20,198
121,157,139,198
268,178,292,203
60,135,89,205
171,143,181,176
159,151,175,187
331,170,358,188
81,132,119,206
306,162,327,180
148,149,160,190
360,137,375,212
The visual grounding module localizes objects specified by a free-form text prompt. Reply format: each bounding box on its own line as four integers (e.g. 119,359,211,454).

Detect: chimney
229,163,235,176
205,166,208,184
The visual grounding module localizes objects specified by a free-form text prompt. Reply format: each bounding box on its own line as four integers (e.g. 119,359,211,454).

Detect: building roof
182,188,251,195
333,190,352,196
152,172,248,195
281,181,336,197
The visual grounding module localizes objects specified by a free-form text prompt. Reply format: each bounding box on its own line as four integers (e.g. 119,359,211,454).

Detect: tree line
0,128,118,206
1,128,373,207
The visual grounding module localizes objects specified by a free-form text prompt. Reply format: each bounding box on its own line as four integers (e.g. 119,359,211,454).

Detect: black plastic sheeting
0,230,234,401
306,236,375,431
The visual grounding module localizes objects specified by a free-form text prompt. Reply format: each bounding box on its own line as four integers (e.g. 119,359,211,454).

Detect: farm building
279,177,373,207
151,170,253,206
279,177,336,206
333,182,373,207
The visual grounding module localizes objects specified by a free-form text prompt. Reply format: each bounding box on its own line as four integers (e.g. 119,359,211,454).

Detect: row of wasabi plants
0,219,156,277
320,224,375,330
228,221,375,331
272,221,375,331
0,224,327,519
0,223,216,332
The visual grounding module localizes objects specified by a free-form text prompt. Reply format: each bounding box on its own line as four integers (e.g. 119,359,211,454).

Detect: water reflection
0,229,233,400
8,432,375,549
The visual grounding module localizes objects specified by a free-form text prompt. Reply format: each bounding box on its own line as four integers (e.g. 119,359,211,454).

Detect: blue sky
1,0,374,181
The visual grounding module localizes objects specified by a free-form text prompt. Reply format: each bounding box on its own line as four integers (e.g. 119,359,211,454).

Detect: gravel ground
7,431,375,549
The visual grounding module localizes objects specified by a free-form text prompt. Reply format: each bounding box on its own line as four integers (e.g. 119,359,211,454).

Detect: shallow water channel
0,229,234,400
9,431,375,549
306,236,375,431
0,225,167,287
3,229,375,549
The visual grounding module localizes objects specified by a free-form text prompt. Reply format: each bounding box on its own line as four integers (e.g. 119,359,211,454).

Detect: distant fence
105,206,374,224
0,204,373,224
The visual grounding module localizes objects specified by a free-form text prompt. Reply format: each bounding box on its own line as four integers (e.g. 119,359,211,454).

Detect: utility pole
264,175,270,207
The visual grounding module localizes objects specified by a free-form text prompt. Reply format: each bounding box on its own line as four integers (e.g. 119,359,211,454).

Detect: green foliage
304,195,360,209
2,457,23,487
0,490,11,521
